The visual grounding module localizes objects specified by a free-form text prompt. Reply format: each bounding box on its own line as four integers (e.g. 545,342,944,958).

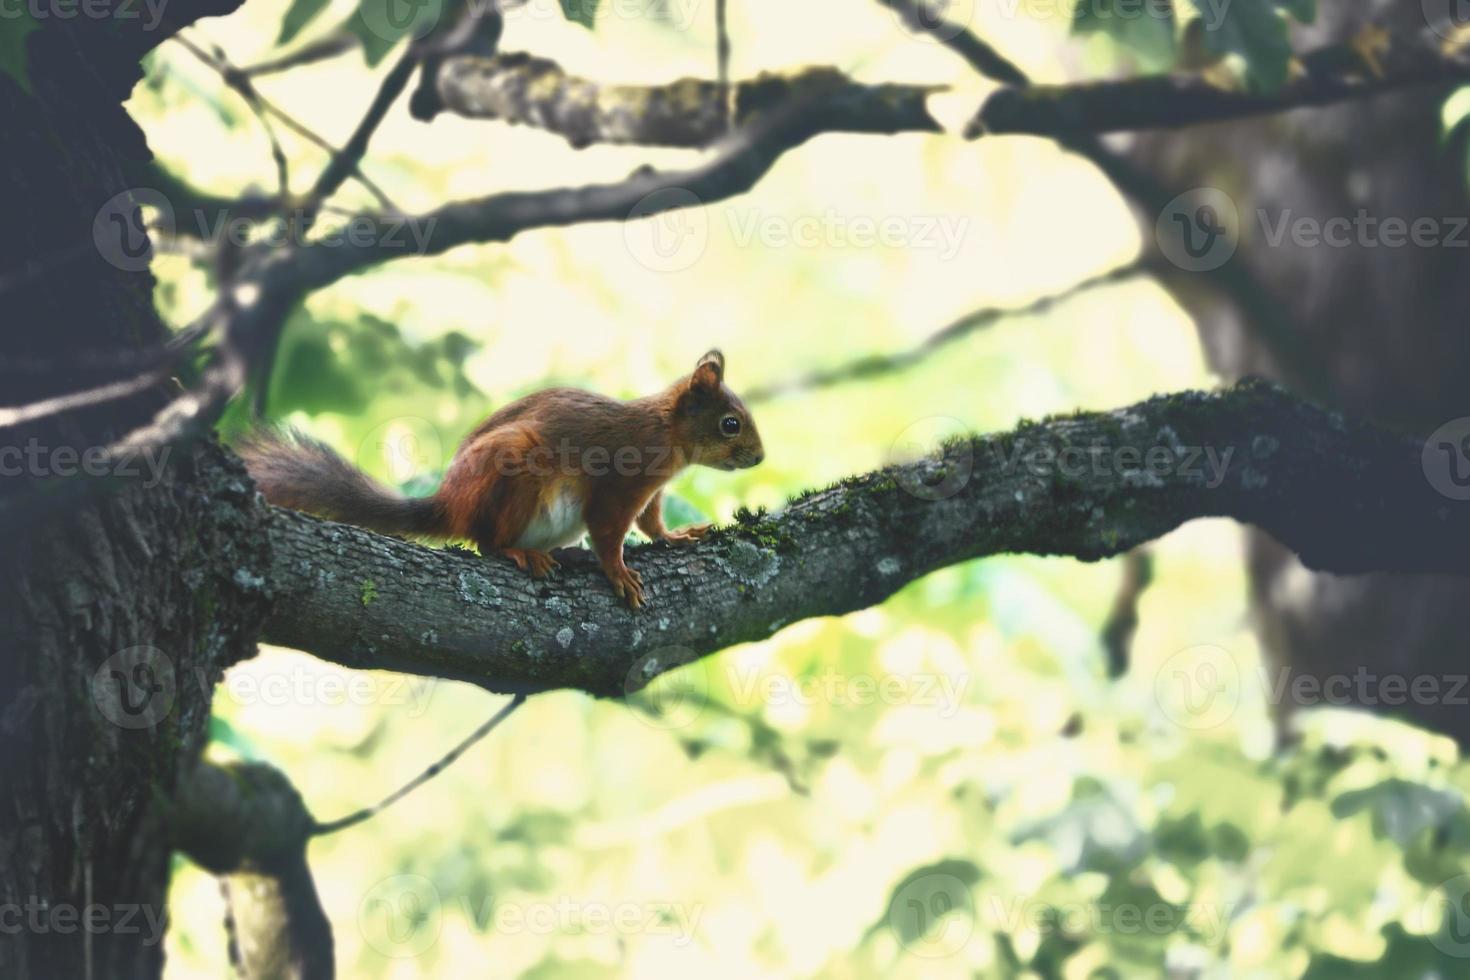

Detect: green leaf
1073,0,1177,73
348,0,444,65
264,310,481,421
0,13,40,95
277,0,334,46
878,859,981,947
1196,0,1293,92
558,0,600,29
208,716,259,758
347,11,406,66
1330,779,1462,846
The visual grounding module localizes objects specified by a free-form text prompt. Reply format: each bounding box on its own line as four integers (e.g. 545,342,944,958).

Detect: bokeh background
129,1,1470,976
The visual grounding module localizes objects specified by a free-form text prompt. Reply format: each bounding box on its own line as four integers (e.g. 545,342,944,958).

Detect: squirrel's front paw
608,565,645,609
663,524,711,545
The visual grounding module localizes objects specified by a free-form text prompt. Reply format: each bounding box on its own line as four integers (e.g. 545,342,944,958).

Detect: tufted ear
691,349,724,392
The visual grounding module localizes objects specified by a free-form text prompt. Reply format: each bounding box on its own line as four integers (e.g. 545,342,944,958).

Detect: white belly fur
513,485,586,551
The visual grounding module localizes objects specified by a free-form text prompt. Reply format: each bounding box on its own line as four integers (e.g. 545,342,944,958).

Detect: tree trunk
0,11,262,978
1129,2,1470,741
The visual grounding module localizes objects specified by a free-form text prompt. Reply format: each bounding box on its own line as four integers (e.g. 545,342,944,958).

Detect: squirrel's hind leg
500,547,559,579
454,424,559,579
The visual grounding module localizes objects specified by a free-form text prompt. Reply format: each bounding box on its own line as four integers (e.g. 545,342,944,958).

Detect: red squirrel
239,350,764,608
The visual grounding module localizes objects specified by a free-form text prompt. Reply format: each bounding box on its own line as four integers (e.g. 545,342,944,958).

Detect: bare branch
429,53,942,148
285,95,911,289
173,761,333,980
876,0,1028,86
301,50,420,221
172,35,399,212
311,694,525,836
1100,548,1153,678
242,31,360,78
970,26,1470,138
716,0,733,130
744,258,1154,403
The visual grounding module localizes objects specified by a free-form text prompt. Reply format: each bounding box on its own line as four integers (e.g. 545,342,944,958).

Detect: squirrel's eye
720,415,741,437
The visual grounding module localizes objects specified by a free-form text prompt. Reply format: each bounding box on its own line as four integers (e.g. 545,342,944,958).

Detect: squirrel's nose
751,450,765,466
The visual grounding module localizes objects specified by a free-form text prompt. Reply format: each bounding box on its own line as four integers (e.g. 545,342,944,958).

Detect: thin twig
300,48,421,224
172,34,399,213
312,694,527,836
210,39,295,220
877,0,1028,86
744,257,1155,403
243,30,360,78
1101,548,1153,678
0,304,222,429
716,0,732,130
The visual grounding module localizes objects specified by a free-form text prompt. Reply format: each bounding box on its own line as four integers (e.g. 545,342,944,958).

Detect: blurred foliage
0,14,39,94
127,1,1470,978
1073,0,1315,91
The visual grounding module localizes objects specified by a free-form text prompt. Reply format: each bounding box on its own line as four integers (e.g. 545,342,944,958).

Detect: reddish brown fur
240,350,763,608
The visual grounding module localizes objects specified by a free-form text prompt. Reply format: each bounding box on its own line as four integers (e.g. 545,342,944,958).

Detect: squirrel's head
674,350,765,471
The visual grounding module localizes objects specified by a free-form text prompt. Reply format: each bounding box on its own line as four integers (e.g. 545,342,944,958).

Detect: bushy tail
238,428,447,539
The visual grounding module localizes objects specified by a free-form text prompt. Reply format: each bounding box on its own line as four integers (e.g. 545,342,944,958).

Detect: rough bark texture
260,381,1461,697
0,445,272,979
432,52,942,148
0,9,265,980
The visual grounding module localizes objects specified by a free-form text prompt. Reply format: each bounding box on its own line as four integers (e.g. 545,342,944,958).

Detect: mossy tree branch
415,25,1468,149
427,52,943,148
258,381,1466,697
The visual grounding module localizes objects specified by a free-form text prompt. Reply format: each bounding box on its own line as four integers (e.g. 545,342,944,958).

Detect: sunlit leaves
1073,0,1318,91
1073,0,1177,72
558,0,601,29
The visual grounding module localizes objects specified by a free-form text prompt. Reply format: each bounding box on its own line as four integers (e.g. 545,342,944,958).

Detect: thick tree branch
420,22,1467,150
429,52,942,148
286,96,879,287
173,761,332,980
970,26,1470,138
260,381,1465,697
